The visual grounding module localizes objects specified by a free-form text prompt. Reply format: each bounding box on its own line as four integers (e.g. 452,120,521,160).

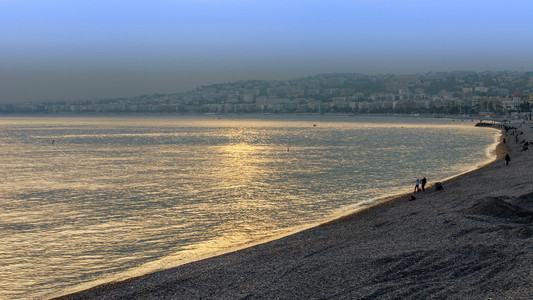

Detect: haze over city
1,0,532,104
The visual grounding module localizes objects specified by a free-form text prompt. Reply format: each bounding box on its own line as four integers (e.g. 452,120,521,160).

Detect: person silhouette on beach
505,154,510,165
413,179,420,192
421,177,427,191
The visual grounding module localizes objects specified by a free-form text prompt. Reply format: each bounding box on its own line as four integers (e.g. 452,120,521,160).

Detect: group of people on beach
504,125,533,163
413,177,427,193
409,177,444,201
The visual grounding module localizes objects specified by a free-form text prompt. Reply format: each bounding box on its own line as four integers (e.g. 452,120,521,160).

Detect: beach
57,121,533,299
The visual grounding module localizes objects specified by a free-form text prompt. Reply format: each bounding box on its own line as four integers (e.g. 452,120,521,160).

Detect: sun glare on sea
215,142,264,190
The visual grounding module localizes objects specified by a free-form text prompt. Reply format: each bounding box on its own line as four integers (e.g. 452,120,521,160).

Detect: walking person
413,179,420,193
505,154,510,166
421,177,427,191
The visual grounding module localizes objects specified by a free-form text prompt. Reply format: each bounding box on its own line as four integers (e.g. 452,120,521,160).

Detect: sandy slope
58,121,533,300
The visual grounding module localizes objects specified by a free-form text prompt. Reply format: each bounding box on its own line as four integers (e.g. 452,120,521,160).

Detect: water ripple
0,115,498,299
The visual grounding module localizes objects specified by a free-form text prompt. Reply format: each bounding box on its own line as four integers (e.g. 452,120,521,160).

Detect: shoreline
56,122,533,299
321,127,507,228
50,129,501,299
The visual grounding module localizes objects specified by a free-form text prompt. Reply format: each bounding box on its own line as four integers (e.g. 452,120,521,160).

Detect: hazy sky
1,0,532,103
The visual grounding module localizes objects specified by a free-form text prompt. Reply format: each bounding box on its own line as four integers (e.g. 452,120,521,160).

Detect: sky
1,0,533,103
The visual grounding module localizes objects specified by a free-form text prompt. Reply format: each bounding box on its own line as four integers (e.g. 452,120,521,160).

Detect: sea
0,115,500,299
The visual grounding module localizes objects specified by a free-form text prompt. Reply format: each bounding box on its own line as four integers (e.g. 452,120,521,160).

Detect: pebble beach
57,121,533,300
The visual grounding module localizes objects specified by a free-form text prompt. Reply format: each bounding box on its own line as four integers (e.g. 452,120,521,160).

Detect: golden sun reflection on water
216,142,263,185
211,141,275,224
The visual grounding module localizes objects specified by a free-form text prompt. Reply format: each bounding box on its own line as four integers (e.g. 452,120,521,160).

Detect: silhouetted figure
421,177,427,191
505,154,510,165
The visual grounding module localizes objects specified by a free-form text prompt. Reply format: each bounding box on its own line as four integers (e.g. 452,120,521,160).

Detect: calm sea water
0,115,499,299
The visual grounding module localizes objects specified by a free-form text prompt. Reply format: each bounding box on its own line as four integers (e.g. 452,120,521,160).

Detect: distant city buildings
2,71,532,117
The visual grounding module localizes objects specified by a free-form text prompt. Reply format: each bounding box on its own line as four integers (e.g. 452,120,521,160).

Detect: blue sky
1,0,532,103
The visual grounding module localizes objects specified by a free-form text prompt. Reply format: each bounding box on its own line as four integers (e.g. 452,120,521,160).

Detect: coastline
56,122,533,299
